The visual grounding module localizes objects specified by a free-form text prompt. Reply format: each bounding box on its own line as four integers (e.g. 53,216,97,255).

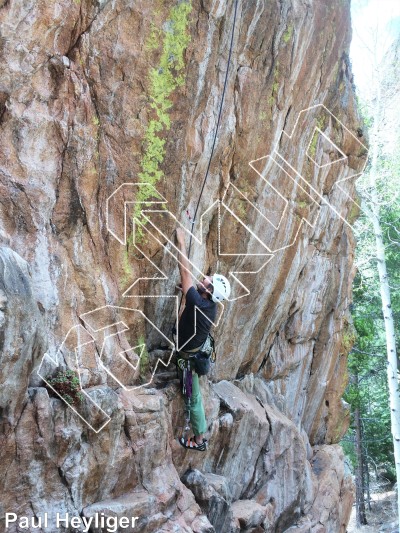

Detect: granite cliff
0,0,367,531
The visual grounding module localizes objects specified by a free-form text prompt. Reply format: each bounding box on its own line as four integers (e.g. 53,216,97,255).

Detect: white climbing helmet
211,274,231,303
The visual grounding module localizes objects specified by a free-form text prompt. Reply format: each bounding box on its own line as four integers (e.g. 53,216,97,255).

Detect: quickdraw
177,358,193,396
177,357,193,431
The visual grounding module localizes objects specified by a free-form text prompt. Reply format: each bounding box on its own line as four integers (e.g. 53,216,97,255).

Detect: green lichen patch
308,115,329,159
308,129,319,158
138,335,151,382
268,61,280,108
282,23,293,44
135,0,192,242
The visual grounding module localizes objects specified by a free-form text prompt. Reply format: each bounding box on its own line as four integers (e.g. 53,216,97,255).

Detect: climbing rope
187,0,239,258
173,0,240,333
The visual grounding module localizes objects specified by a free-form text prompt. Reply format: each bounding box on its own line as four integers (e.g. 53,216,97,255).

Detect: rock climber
175,227,231,451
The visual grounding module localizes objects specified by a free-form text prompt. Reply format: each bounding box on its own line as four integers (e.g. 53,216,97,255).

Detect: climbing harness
177,333,216,378
177,357,193,397
175,333,216,432
177,357,193,430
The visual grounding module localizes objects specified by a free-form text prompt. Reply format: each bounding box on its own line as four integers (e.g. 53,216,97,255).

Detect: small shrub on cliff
342,323,357,353
45,369,84,406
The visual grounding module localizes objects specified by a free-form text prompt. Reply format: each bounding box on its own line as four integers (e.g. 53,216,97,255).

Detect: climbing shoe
179,435,207,452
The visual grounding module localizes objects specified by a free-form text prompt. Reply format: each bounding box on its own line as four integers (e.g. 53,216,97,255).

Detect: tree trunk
368,76,400,531
365,460,371,511
355,404,368,525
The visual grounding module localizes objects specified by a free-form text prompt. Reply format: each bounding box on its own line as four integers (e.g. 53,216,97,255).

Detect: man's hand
176,228,186,246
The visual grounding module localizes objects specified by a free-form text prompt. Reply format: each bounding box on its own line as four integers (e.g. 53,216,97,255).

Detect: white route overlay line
39,103,369,431
306,126,348,169
79,305,175,389
121,238,168,296
37,326,112,433
222,181,285,232
271,104,369,234
225,158,321,255
130,214,226,351
274,150,361,233
138,207,273,300
106,183,168,245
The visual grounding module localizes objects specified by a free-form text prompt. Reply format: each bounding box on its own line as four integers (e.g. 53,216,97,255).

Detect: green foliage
340,107,400,477
308,129,319,158
122,233,134,285
268,61,280,107
342,322,357,353
259,110,268,121
341,12,400,488
308,116,328,159
341,436,357,467
146,23,162,51
135,1,192,240
235,199,247,220
356,94,373,129
342,199,400,475
343,371,393,470
45,369,84,406
138,335,151,381
297,200,308,208
348,196,361,225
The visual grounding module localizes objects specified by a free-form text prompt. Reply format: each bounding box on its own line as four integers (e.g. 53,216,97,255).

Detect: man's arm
176,228,193,295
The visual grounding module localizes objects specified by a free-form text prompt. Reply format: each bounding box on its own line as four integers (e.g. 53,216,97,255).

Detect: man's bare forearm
175,228,193,294
177,240,191,279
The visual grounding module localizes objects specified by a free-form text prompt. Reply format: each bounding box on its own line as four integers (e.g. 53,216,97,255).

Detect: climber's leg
188,371,207,437
179,371,208,451
179,435,207,451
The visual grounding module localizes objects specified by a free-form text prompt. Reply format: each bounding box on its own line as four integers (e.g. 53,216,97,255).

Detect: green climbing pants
184,371,207,436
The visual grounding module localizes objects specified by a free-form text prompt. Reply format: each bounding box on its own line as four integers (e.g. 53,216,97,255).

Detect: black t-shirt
177,286,217,351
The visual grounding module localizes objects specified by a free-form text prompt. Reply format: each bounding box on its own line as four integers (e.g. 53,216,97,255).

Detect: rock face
0,0,367,532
